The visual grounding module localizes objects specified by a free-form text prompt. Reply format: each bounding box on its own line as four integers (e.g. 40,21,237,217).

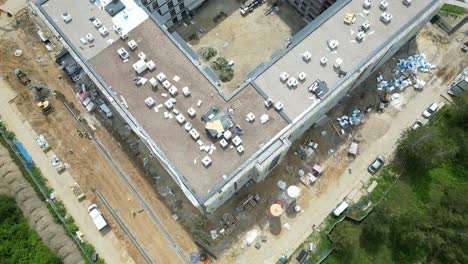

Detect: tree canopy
0,195,60,264
326,96,468,264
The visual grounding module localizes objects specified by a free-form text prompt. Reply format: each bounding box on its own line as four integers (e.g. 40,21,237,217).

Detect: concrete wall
203,139,290,212
140,0,205,28
287,0,337,23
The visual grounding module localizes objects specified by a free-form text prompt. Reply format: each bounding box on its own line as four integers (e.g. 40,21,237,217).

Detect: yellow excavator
37,101,53,115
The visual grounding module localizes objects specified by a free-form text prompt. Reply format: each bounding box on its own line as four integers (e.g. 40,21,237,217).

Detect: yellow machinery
36,101,53,115
344,12,355,25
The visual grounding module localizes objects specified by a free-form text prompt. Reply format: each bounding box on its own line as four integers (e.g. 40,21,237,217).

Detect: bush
0,195,61,263
212,57,234,82
199,47,217,61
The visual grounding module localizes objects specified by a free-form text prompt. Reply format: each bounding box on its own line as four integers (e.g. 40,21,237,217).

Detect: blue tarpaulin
14,140,33,169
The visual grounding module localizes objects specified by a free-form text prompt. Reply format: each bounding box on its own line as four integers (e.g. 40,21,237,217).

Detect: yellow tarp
205,120,225,134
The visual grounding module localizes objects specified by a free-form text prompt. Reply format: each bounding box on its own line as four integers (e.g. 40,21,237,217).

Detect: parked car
412,120,423,130
422,102,439,118
99,104,113,118
368,155,385,174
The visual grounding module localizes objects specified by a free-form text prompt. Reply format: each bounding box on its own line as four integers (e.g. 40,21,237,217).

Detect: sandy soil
176,0,305,93
0,10,197,264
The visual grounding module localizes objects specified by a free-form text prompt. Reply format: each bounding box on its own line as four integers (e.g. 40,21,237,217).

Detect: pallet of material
35,135,51,152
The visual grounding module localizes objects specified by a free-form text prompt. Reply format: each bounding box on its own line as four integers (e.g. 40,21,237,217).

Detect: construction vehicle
15,69,31,87
37,101,54,115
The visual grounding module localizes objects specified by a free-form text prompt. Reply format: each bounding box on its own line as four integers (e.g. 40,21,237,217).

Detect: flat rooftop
42,0,148,60
40,0,288,198
254,0,434,120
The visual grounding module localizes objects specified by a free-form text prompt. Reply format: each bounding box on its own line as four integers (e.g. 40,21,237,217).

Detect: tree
396,124,458,172
212,57,234,82
0,195,60,263
199,47,217,61
360,208,390,252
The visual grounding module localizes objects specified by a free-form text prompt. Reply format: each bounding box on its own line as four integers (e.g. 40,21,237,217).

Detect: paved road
0,79,135,264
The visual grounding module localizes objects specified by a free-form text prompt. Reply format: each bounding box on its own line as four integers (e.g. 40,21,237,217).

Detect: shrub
199,47,217,61
212,57,234,82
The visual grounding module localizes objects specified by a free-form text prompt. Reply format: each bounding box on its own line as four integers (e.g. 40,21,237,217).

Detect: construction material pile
337,108,366,128
377,53,435,93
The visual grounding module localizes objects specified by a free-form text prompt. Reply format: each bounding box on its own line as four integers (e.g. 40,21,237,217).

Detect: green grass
0,124,104,264
322,97,468,264
0,195,60,263
440,4,467,16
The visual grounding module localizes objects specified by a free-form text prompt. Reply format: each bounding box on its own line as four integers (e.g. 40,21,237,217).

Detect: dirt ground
0,9,197,264
175,0,305,93
215,22,467,263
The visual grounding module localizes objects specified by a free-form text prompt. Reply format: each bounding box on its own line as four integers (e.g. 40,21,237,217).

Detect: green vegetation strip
440,4,468,16
0,123,104,264
0,195,60,263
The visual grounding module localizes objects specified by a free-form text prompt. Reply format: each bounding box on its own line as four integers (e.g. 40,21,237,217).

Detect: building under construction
34,0,444,213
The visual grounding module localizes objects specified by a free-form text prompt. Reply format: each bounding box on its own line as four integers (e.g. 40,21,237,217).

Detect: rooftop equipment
380,12,393,24
403,0,411,6
264,98,273,108
117,48,129,60
132,59,148,74
302,51,312,61
327,39,339,50
274,102,283,111
380,0,389,10
361,20,372,32
356,31,365,42
363,0,372,9
320,57,328,66
280,72,289,81
343,12,355,25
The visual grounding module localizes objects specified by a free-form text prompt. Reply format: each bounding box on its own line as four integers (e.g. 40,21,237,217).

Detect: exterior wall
287,0,337,23
139,0,205,28
204,164,256,213
203,139,290,212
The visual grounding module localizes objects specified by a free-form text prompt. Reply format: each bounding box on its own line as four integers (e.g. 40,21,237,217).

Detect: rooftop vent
356,31,365,42
287,77,298,87
403,0,411,6
327,39,340,50
280,72,289,82
320,57,328,66
298,72,307,81
380,12,393,24
302,51,312,61
264,98,273,108
360,20,372,32
334,58,343,69
363,0,372,9
380,1,389,10
274,102,283,111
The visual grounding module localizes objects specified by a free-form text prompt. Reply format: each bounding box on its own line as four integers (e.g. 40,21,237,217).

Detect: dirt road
0,10,197,264
219,23,467,264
